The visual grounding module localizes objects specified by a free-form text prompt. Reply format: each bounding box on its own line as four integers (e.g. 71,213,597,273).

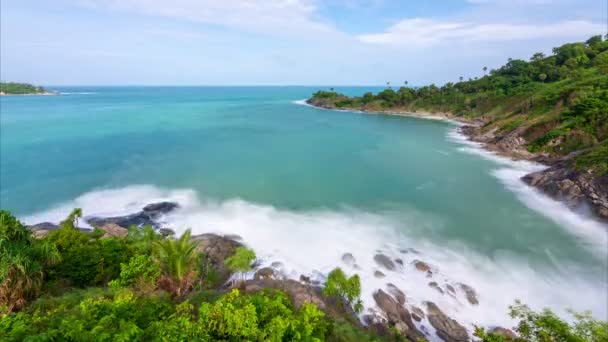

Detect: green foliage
45,210,133,288
574,141,608,175
474,301,608,342
322,268,363,314
126,224,162,255
0,82,46,94
225,246,256,273
109,254,160,290
0,211,60,313
154,229,202,298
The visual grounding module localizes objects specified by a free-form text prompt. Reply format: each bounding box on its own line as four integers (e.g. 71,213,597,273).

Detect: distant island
308,35,608,221
0,82,58,96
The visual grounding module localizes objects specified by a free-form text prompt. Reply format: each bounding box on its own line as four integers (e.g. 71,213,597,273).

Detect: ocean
1,86,606,333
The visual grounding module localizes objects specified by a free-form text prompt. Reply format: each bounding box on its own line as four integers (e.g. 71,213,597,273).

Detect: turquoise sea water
1,87,606,329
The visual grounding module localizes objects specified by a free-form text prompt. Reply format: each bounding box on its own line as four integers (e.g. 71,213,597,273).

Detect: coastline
304,99,608,222
0,91,59,96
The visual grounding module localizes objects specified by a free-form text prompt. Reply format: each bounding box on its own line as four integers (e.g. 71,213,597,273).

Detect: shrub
109,254,161,291
322,268,363,313
225,246,256,284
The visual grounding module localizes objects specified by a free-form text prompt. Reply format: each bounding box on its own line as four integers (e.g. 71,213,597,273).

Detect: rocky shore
306,98,608,222
27,201,516,341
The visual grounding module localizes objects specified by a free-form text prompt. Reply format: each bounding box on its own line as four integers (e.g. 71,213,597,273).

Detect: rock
300,274,311,283
191,233,243,284
374,254,396,271
413,260,432,274
28,222,91,239
446,284,456,295
490,327,517,340
271,261,283,268
426,302,469,342
87,201,179,228
395,258,404,266
410,306,425,321
99,223,128,238
429,281,444,294
386,283,406,305
458,283,479,305
254,267,275,280
159,228,175,237
374,270,385,278
373,290,425,341
341,253,356,267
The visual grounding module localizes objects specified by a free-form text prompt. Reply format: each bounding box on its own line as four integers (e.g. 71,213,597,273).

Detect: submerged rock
426,302,469,342
429,281,444,294
341,253,356,267
374,270,385,278
374,254,396,271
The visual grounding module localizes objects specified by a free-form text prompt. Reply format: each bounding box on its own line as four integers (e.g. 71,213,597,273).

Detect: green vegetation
2,209,607,341
310,35,608,175
323,267,363,314
475,301,608,341
0,82,48,95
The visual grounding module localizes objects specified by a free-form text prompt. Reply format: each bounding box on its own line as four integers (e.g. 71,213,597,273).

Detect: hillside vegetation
309,35,608,176
0,82,48,95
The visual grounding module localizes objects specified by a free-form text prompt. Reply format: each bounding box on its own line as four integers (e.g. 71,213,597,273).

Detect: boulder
413,260,433,276
410,305,425,321
191,233,243,284
426,302,469,342
386,283,406,305
489,327,517,340
99,223,128,238
374,270,385,278
429,281,444,294
373,290,425,341
254,267,275,280
458,283,479,305
395,258,404,266
374,254,396,271
143,202,178,214
300,274,311,283
341,253,356,267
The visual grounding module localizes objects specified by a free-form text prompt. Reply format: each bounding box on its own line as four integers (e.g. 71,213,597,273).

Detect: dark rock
159,228,175,237
429,281,444,294
489,327,517,340
300,274,311,283
271,261,283,268
254,267,275,280
458,283,479,305
446,284,456,295
413,260,432,274
341,253,356,267
395,258,404,266
386,283,406,305
374,254,396,271
373,289,425,341
86,201,179,228
410,306,425,321
426,302,469,342
374,270,385,278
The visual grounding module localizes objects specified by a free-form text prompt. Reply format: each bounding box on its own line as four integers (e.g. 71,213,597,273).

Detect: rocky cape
306,97,608,222
27,202,515,341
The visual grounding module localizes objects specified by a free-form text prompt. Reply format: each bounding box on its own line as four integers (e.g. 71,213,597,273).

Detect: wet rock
426,302,469,342
271,261,283,268
446,284,456,295
410,306,425,321
341,253,356,267
191,233,243,284
87,201,179,228
99,223,128,238
254,267,275,280
490,327,517,340
374,270,385,278
429,281,444,294
386,283,406,305
395,258,404,266
374,254,396,271
373,290,425,341
300,274,311,283
458,283,479,305
413,260,432,275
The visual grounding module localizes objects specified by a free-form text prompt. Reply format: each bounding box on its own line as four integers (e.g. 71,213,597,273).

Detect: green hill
0,82,48,95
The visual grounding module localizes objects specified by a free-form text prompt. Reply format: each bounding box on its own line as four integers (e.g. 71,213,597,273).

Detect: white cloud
357,19,604,46
79,0,341,38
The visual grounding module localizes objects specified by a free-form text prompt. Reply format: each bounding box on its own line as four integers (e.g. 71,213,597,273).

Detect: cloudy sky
1,0,606,85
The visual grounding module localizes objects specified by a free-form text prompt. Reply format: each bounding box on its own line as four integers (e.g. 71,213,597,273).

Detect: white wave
448,128,607,253
60,92,98,95
23,185,608,340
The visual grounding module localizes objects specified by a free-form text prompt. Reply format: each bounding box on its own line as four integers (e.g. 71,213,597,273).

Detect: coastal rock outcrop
86,201,179,228
191,233,242,284
426,302,469,342
373,289,425,341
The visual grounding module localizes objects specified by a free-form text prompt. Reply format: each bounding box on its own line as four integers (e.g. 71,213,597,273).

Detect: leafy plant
154,229,201,298
322,267,363,314
225,246,256,285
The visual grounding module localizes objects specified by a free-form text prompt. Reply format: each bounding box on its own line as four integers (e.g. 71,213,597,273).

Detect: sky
0,0,606,86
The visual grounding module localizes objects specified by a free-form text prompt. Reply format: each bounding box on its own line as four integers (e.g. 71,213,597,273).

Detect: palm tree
154,229,200,298
0,211,60,313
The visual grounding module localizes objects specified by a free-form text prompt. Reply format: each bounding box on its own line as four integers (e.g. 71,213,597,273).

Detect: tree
154,229,201,298
225,247,256,286
404,81,408,86
322,267,363,313
483,66,488,75
538,73,547,83
459,76,464,82
0,210,60,313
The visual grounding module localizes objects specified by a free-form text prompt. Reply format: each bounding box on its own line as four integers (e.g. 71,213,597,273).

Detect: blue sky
1,0,606,85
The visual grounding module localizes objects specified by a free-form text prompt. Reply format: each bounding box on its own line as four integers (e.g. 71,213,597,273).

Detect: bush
109,254,160,290
323,268,363,313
